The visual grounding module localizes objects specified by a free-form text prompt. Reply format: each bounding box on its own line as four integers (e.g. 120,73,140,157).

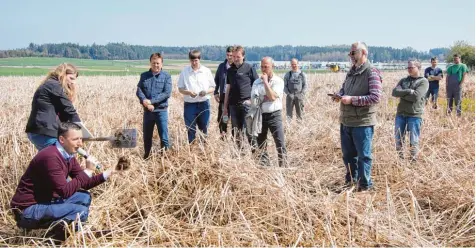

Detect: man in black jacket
223,45,259,148
214,46,234,137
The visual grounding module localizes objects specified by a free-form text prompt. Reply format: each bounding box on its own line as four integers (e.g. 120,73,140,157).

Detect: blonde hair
41,63,79,102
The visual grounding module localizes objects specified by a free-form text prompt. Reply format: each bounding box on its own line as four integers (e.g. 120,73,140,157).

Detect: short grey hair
352,41,368,54
408,59,421,69
261,56,274,65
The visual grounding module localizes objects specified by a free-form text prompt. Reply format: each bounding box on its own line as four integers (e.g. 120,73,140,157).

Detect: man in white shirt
249,57,287,167
178,50,216,143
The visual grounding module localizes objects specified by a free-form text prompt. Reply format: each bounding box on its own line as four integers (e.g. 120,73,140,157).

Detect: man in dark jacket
333,42,382,192
214,46,234,137
223,45,259,149
11,122,116,240
136,53,172,159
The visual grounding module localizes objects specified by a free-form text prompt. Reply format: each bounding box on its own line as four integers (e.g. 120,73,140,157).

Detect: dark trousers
425,83,439,104
143,110,170,158
229,103,253,147
257,110,287,166
446,75,462,115
286,93,304,120
217,94,229,134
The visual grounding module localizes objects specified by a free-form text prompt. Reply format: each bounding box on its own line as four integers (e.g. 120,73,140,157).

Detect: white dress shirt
178,65,215,103
250,75,284,113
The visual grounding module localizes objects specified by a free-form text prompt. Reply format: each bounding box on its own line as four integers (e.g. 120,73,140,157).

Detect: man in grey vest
332,42,382,192
284,58,307,120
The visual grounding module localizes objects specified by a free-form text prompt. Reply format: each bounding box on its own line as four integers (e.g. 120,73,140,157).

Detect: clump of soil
116,156,131,170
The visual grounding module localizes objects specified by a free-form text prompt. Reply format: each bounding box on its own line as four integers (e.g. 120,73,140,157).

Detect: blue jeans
425,83,439,103
27,133,57,151
184,100,210,143
340,124,374,189
16,191,91,230
395,115,421,158
143,110,170,157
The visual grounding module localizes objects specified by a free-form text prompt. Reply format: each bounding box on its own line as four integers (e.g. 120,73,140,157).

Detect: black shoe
344,181,355,188
90,228,113,238
357,186,374,192
259,159,270,166
45,222,69,244
143,153,150,160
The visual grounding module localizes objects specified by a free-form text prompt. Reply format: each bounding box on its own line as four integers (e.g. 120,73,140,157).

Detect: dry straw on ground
0,71,474,246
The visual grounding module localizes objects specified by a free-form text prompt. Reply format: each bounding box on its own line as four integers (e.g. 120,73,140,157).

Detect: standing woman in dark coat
25,63,81,150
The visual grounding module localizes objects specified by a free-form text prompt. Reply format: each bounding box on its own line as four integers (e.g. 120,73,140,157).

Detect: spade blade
111,129,137,148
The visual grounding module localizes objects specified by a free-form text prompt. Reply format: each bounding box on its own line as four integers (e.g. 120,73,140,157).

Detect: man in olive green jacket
392,59,429,162
332,42,382,192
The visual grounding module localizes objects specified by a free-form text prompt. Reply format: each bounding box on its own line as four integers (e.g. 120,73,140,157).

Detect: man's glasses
348,50,361,56
407,66,416,69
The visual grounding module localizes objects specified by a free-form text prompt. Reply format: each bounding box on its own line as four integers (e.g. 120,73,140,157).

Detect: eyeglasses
407,66,416,69
348,50,361,56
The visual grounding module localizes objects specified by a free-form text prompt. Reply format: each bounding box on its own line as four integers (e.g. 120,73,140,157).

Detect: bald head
291,58,299,72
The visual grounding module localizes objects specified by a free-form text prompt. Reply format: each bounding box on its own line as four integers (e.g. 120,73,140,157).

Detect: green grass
0,67,183,76
0,57,220,76
0,57,334,76
0,57,218,67
0,67,50,76
437,97,475,113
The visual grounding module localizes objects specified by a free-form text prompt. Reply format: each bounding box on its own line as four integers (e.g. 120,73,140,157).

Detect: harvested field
0,71,474,246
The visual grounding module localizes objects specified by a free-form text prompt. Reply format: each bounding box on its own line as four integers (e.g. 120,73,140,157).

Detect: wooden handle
83,137,114,142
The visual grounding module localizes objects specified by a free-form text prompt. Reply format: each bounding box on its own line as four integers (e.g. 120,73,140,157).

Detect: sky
1,0,474,52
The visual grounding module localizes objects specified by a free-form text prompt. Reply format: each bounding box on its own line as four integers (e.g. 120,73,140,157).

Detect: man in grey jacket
284,58,307,120
392,60,429,162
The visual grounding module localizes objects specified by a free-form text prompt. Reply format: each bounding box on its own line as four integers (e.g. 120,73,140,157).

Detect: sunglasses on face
348,50,360,56
407,66,416,69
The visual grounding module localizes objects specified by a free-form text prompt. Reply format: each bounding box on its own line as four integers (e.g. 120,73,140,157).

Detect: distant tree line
0,42,451,63
445,41,475,68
